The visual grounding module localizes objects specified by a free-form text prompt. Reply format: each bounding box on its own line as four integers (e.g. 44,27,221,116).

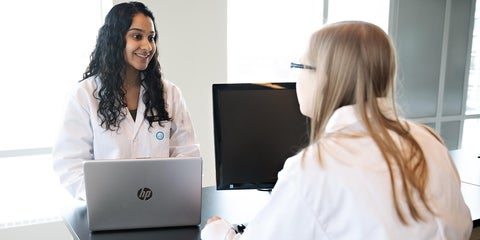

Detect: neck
122,68,141,89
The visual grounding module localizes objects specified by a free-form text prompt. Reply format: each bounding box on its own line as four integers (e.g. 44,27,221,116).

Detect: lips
135,52,150,58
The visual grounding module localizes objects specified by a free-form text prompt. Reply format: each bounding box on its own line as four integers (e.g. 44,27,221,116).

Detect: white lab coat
201,103,472,240
52,76,200,199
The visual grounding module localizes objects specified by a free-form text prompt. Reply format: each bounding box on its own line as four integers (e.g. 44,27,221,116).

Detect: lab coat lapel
132,86,146,139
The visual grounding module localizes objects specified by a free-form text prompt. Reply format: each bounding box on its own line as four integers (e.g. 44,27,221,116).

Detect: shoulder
70,76,98,98
278,151,304,178
161,79,187,106
161,79,181,95
406,120,448,153
64,76,101,110
277,147,323,187
405,120,453,167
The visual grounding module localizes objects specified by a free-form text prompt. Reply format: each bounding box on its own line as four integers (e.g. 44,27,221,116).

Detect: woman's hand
207,216,222,224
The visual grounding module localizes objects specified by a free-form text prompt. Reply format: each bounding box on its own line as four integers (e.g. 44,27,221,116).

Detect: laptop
83,157,202,231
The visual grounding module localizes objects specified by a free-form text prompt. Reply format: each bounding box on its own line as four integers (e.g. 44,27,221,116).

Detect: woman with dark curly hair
53,1,200,200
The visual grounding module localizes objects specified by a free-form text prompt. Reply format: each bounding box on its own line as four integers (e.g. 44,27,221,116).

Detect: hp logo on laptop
137,187,153,200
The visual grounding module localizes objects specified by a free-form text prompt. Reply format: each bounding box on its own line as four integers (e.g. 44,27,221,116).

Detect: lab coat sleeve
166,82,200,157
52,89,93,200
201,219,241,240
201,156,327,240
239,157,325,240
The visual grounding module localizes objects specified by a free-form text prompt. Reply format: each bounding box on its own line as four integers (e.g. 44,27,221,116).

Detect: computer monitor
212,82,310,191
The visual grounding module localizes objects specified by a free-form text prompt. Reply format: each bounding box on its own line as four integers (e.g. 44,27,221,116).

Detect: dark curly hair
82,1,170,131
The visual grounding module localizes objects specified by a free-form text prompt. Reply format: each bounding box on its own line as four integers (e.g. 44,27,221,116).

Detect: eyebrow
128,28,155,35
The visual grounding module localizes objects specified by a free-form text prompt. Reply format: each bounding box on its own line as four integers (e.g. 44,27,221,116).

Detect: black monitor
212,82,310,191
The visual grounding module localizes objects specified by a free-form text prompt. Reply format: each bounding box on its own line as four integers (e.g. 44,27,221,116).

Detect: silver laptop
83,157,202,231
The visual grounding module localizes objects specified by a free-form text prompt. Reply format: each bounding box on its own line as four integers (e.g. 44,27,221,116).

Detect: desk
451,148,480,227
461,183,480,227
450,148,480,186
62,149,480,239
63,186,480,239
62,186,270,240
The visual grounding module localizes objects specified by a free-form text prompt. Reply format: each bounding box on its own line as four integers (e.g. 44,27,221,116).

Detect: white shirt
52,76,200,199
201,104,472,240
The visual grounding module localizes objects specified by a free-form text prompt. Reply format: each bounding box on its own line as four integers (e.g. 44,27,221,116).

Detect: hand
206,216,222,224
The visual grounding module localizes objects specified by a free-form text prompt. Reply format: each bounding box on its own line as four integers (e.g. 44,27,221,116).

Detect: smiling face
124,13,156,74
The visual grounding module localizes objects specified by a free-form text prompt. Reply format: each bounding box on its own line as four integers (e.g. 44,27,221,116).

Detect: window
0,1,110,152
327,0,390,32
227,0,390,84
462,1,480,147
227,0,324,83
0,0,112,228
228,0,477,150
466,0,480,115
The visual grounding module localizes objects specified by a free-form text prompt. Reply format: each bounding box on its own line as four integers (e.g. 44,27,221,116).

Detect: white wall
113,0,227,186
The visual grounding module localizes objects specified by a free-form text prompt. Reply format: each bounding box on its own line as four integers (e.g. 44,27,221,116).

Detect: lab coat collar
324,98,395,133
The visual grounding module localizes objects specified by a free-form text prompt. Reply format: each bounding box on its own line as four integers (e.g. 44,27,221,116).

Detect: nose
141,38,154,52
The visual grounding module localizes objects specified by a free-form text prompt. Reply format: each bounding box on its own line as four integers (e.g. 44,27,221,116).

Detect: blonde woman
201,21,472,240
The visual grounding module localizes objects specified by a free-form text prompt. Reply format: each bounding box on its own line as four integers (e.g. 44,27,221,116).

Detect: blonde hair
305,21,432,224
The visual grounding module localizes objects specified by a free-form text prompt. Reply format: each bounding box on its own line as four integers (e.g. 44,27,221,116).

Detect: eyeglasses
290,62,316,71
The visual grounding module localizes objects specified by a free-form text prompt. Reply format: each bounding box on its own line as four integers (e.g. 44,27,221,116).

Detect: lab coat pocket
142,120,171,157
151,120,171,142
